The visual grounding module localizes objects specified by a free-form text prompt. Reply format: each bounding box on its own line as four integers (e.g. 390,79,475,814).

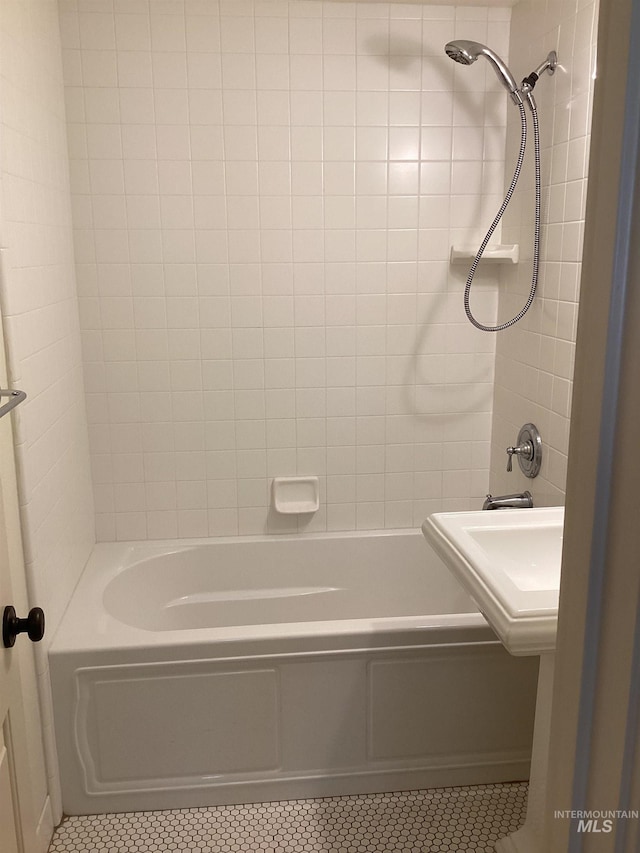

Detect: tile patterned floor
49,782,528,851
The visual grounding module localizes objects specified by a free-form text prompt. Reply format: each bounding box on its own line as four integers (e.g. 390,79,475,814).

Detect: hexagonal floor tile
48,782,527,852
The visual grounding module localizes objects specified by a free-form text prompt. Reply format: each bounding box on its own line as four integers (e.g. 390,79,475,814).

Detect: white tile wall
62,0,512,539
0,0,95,632
0,0,95,822
489,0,598,504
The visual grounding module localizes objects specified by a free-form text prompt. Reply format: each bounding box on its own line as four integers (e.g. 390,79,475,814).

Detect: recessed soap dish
272,477,320,514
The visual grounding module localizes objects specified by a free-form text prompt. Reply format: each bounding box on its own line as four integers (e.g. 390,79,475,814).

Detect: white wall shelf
450,244,519,265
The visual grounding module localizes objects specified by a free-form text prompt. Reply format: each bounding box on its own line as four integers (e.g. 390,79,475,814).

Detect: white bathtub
49,529,538,815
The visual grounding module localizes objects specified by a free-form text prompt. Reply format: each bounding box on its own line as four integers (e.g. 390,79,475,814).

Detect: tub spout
482,491,534,510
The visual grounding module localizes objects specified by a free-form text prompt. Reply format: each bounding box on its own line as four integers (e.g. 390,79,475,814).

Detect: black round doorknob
2,606,45,648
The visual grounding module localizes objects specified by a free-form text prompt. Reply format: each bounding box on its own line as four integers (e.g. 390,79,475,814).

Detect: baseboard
496,826,540,853
34,795,54,853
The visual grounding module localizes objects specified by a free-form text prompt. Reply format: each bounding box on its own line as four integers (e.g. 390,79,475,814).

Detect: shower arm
521,51,558,95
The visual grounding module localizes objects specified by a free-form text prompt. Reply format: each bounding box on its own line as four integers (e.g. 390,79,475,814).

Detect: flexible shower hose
463,97,541,332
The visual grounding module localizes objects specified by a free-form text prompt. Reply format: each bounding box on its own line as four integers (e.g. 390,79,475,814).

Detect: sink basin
422,506,563,655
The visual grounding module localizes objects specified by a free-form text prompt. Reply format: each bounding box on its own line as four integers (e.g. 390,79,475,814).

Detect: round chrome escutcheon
517,422,542,478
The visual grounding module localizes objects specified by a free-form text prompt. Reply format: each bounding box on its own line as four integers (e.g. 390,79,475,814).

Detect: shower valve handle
506,441,533,472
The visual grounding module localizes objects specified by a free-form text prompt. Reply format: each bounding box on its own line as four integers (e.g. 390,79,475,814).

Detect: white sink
422,506,563,655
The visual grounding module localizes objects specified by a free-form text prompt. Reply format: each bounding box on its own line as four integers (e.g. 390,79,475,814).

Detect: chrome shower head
445,39,480,66
445,40,522,104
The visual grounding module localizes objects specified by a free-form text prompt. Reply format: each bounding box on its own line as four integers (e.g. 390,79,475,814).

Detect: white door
1,484,25,853
0,314,50,853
